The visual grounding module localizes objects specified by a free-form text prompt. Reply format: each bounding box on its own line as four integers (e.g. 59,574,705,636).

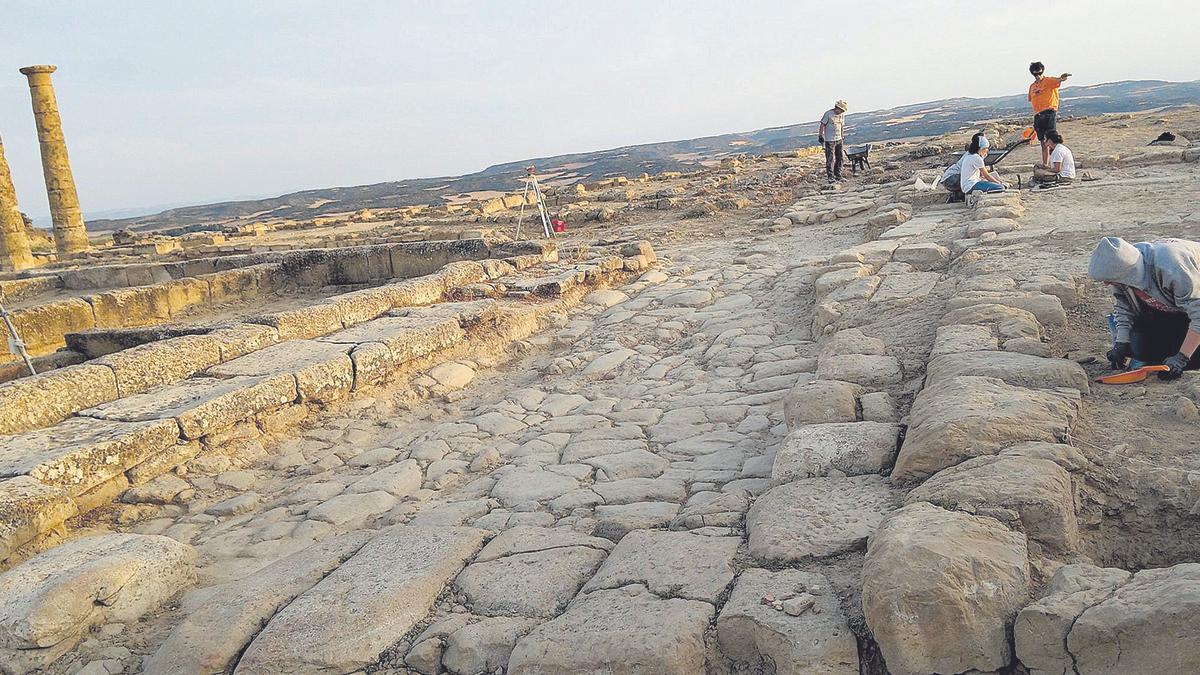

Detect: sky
1,0,1197,219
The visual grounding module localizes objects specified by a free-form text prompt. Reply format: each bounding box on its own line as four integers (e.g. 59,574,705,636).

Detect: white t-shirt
959,152,985,192
820,109,844,142
1050,143,1076,178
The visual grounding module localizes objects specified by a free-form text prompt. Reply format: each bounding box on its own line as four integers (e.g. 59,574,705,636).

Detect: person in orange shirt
1028,61,1071,167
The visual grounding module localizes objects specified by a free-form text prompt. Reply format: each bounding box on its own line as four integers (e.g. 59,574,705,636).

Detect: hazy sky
1,1,1197,218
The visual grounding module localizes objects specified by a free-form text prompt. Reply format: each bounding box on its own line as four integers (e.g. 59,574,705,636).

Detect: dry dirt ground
4,105,1200,675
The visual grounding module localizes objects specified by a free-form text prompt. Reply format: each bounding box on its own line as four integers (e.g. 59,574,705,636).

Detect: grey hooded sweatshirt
1087,236,1200,342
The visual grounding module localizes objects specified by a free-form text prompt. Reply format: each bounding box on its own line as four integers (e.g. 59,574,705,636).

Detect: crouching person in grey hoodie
1088,236,1200,380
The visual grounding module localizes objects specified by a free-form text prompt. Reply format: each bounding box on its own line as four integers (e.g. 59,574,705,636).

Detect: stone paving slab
507,587,714,675
581,529,739,603
0,417,179,496
144,531,372,675
79,375,297,440
717,568,859,674
235,526,485,674
747,475,902,564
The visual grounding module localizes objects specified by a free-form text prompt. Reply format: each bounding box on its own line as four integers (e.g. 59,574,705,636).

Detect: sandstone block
747,475,900,564
89,285,172,328
892,376,1081,485
81,375,297,440
1013,563,1131,675
164,278,211,317
0,364,118,435
819,328,887,357
946,292,1067,327
317,315,466,368
2,298,94,355
926,350,1089,394
717,568,859,674
208,339,353,403
814,265,873,297
892,243,950,270
0,534,194,671
941,302,1044,340
930,323,998,357
783,379,861,428
247,303,344,341
94,334,223,396
863,502,1030,675
0,476,77,562
507,588,713,675
908,454,1079,553
236,526,485,674
1068,564,1200,675
206,323,279,362
771,422,900,481
0,417,178,497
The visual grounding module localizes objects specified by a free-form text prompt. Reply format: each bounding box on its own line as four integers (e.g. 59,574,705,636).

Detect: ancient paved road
84,217,865,674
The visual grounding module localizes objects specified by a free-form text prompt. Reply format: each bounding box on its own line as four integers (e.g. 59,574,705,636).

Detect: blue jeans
968,181,1005,193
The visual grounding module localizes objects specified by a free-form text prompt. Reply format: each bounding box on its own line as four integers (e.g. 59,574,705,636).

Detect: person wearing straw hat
1089,236,1200,380
818,100,849,182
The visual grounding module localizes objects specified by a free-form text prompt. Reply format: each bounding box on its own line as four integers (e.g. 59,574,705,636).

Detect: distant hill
89,79,1200,233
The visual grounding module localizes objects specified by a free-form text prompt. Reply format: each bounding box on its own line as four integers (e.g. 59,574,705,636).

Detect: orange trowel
1095,364,1170,384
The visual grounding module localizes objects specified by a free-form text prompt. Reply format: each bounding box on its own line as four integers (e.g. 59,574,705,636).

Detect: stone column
0,135,36,271
20,65,88,255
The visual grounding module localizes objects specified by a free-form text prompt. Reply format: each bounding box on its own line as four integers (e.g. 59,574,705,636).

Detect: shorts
1033,108,1057,141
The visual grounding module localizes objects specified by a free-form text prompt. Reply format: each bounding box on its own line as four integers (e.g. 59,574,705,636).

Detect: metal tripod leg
531,176,553,238
515,179,533,240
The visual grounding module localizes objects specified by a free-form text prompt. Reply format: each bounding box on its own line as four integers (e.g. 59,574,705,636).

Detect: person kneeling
960,133,1008,194
1034,131,1076,185
1089,236,1200,379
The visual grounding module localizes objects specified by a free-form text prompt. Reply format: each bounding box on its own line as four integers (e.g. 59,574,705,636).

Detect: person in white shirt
818,100,849,182
1035,131,1076,184
960,132,1008,194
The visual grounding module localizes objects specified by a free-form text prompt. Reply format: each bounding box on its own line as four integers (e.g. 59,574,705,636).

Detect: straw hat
834,100,849,111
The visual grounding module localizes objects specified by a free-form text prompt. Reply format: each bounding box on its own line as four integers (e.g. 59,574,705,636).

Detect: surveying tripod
515,166,556,240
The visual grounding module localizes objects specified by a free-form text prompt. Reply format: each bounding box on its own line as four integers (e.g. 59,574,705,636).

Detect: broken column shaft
0,135,36,271
20,65,88,256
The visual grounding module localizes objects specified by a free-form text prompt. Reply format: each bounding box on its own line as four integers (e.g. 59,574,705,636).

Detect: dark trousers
1131,309,1200,368
824,141,844,178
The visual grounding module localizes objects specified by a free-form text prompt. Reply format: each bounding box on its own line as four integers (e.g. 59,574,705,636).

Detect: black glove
1106,342,1132,370
1159,352,1189,380
818,136,825,145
